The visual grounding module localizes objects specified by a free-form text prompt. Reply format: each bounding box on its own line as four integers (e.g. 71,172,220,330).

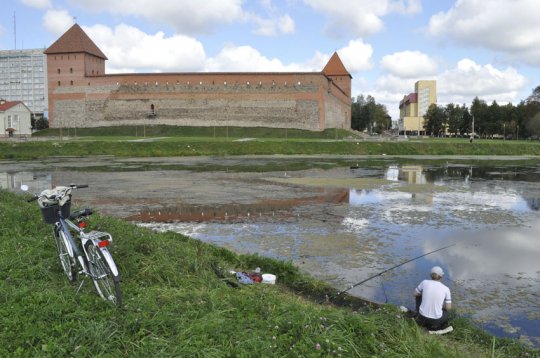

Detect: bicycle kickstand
75,277,87,295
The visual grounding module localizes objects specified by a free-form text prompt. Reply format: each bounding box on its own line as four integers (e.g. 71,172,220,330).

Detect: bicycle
24,184,122,307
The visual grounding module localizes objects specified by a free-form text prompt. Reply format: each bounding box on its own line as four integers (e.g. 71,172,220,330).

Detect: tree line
424,85,540,138
352,86,540,139
351,95,391,134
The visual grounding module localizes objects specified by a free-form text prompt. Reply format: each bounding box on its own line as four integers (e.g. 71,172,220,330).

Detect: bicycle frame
58,213,119,278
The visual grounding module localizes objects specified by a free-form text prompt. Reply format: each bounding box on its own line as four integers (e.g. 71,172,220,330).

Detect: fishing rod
336,243,456,296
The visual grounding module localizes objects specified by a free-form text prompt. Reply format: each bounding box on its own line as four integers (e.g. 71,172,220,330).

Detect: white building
1,99,32,137
0,49,48,118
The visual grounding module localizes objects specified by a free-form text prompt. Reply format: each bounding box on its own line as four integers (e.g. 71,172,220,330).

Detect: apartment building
398,80,436,135
0,49,48,118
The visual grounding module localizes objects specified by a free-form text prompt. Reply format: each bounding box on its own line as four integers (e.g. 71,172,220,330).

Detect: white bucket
262,273,276,284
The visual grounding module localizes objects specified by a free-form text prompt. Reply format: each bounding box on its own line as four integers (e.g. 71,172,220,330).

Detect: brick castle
45,24,351,131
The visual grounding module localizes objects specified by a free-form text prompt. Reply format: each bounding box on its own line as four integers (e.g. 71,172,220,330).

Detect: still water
2,158,539,346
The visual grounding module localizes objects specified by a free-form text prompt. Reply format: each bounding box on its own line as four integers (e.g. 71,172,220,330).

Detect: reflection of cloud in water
427,225,540,280
435,189,531,212
349,189,410,205
341,217,369,233
422,223,540,342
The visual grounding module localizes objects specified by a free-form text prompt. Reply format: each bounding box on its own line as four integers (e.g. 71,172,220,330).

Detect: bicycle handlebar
24,184,89,202
69,184,89,189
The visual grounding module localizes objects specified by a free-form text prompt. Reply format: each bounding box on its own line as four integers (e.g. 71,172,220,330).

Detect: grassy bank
2,125,540,160
1,189,537,357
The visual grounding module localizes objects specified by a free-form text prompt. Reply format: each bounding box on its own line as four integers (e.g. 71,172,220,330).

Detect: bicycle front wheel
85,243,122,307
53,226,77,283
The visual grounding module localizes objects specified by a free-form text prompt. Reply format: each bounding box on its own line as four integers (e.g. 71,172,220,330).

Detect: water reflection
0,171,51,192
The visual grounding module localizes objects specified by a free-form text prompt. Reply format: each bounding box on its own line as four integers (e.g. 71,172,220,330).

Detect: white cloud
206,44,289,72
337,39,373,73
21,0,52,9
361,58,527,120
83,24,206,73
69,0,245,34
437,59,527,105
251,14,295,36
304,0,421,38
380,51,438,78
43,9,74,36
428,0,540,65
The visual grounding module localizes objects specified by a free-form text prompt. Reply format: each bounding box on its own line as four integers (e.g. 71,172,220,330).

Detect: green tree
526,85,540,104
445,103,464,136
485,101,501,137
460,105,472,135
351,94,390,133
524,86,540,137
470,97,488,137
424,104,446,136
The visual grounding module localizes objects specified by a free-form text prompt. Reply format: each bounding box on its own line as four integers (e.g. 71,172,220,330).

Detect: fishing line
336,243,456,297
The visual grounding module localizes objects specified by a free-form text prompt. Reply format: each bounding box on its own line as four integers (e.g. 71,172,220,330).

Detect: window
58,81,61,86
7,115,12,128
70,80,73,86
70,68,73,73
57,68,61,74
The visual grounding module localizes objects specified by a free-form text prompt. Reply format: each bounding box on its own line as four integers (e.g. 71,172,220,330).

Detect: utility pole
14,12,17,49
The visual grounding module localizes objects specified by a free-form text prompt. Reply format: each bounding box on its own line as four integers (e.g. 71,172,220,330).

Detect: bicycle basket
38,197,71,224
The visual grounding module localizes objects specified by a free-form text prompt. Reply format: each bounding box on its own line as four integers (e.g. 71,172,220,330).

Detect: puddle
2,157,539,347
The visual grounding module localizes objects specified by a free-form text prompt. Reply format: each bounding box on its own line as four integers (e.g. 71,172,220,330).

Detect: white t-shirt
415,279,451,319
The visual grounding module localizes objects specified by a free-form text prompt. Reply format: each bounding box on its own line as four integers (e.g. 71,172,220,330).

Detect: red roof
322,52,351,78
44,24,107,59
0,100,23,112
399,93,417,108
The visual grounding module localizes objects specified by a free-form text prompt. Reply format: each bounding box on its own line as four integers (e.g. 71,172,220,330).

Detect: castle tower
44,24,107,125
322,52,351,98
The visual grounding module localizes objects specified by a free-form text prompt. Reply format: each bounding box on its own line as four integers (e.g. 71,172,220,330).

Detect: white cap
431,266,444,277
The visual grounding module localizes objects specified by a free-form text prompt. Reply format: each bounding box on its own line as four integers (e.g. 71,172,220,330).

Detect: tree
351,94,390,133
526,85,540,104
445,103,464,136
485,101,501,137
424,104,446,136
460,105,472,135
470,97,488,137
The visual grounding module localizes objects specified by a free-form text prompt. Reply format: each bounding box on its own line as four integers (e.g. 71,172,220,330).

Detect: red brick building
44,24,352,131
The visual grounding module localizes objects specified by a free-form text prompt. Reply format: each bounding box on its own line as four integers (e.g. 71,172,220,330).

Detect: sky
1,0,539,120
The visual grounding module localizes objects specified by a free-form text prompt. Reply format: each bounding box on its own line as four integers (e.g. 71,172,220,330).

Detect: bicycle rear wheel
53,226,77,282
85,243,122,307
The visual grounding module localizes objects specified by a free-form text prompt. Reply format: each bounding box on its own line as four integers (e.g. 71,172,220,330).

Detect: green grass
3,125,540,160
1,189,537,357
32,125,352,140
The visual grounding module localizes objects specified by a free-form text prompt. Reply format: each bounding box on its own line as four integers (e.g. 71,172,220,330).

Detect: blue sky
1,0,539,119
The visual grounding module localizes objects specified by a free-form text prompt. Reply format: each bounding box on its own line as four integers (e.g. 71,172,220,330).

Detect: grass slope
2,133,540,160
1,189,536,357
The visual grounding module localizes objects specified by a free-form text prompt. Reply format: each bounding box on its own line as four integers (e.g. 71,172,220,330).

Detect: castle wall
50,72,349,131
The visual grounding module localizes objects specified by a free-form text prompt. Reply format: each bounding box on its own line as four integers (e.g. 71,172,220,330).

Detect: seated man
413,266,452,331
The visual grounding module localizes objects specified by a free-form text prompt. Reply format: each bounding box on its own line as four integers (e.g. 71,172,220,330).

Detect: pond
1,155,539,347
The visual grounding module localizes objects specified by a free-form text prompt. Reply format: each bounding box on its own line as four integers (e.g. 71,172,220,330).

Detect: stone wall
50,71,351,131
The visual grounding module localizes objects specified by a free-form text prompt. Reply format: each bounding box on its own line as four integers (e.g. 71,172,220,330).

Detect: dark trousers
415,296,450,330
